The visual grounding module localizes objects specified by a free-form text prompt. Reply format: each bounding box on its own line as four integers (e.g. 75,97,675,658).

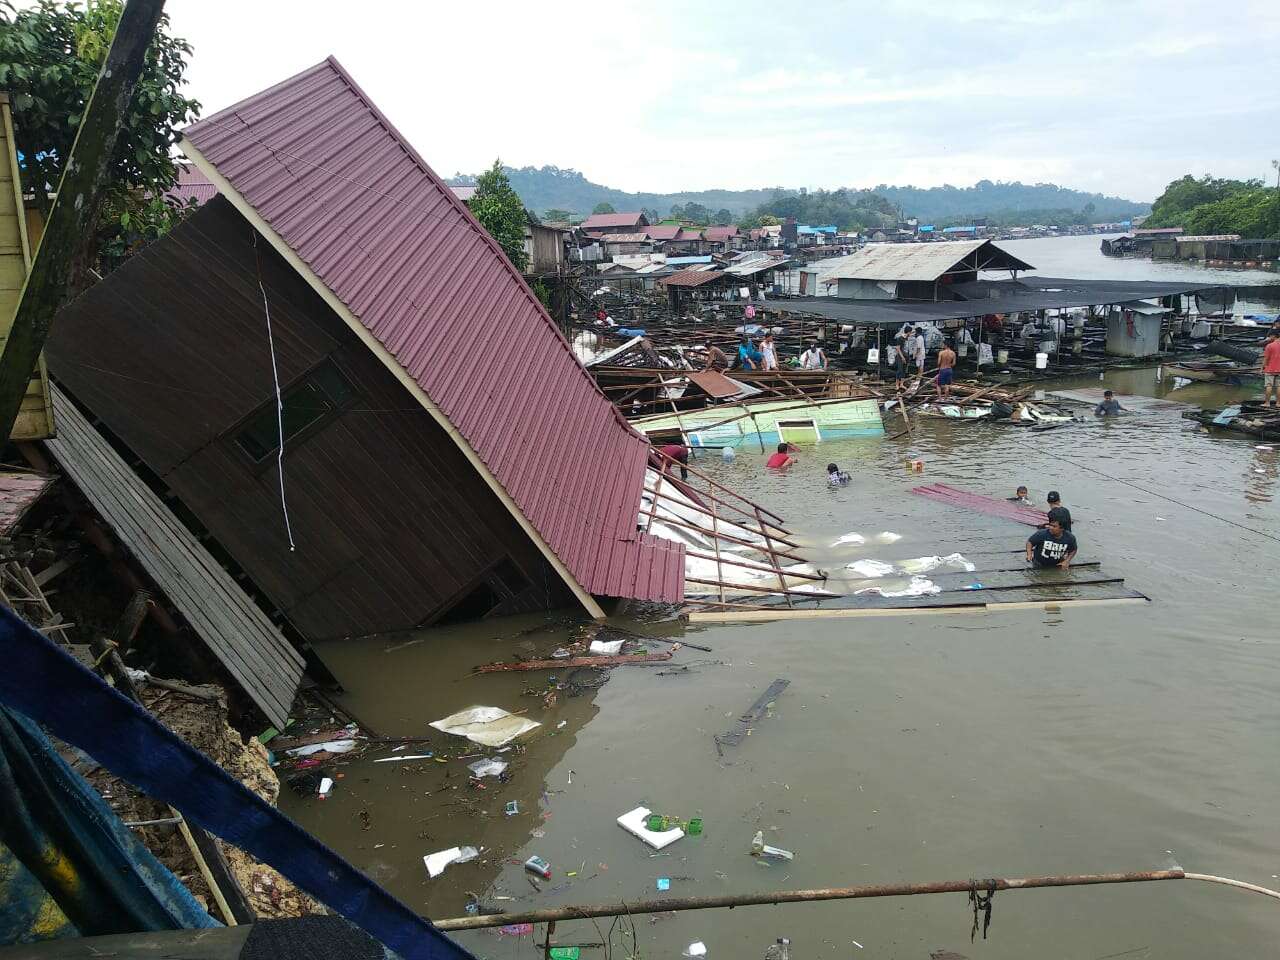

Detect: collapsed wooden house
47,58,704,643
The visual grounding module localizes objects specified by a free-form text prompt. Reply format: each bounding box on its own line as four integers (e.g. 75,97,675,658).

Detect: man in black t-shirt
1026,517,1077,569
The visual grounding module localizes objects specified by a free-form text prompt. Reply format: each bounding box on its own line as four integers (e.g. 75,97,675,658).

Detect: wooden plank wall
0,92,55,440
46,197,565,642
44,386,304,726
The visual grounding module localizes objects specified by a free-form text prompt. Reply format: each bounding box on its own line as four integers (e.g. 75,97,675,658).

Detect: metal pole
434,869,1189,931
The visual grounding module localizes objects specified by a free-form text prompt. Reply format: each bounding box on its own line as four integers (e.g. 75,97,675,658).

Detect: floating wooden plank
715,678,788,754
43,386,303,726
687,591,1150,623
474,651,672,673
910,483,1048,526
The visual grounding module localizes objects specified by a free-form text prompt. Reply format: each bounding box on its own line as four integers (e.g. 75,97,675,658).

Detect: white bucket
997,349,1009,364
1035,352,1049,369
867,348,880,364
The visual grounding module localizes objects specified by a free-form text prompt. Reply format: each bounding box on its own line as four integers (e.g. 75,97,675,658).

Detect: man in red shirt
658,442,689,480
1263,331,1280,408
765,442,797,469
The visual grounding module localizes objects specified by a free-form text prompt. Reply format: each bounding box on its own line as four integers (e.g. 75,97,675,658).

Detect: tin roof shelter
818,240,1034,301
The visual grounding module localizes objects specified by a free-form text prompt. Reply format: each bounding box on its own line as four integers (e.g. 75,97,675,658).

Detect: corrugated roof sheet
645,225,683,241
182,58,683,605
449,184,476,202
163,163,219,206
599,233,650,243
581,211,646,229
662,269,727,287
702,226,739,241
818,240,1034,282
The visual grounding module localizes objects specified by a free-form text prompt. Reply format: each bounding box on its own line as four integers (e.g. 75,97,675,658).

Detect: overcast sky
159,0,1279,202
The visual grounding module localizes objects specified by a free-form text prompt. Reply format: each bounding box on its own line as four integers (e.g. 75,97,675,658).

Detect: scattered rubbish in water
750,830,794,861
657,877,671,891
549,949,581,960
317,776,334,798
499,923,534,937
423,845,478,878
552,647,572,659
524,855,552,879
618,806,685,849
683,942,708,957
505,801,520,816
467,757,508,778
764,938,792,960
374,753,432,762
589,638,625,655
429,706,541,747
557,720,568,729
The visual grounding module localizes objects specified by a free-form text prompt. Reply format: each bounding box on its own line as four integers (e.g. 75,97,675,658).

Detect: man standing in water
936,339,957,397
1263,330,1280,408
1094,390,1125,417
1027,516,1077,569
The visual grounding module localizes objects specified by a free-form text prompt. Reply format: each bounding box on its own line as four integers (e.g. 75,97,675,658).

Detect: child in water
827,462,851,486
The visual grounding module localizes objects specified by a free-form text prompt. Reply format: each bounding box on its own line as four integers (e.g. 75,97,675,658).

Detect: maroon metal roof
645,225,682,241
163,162,219,206
703,226,739,240
182,58,684,605
581,211,646,230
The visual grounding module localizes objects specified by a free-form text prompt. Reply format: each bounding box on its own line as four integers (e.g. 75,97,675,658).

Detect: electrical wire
252,231,295,551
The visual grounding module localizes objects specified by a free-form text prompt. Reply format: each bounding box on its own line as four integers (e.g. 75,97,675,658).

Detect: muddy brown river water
281,357,1280,959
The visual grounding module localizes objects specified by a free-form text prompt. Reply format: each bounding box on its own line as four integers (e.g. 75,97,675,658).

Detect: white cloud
143,0,1280,200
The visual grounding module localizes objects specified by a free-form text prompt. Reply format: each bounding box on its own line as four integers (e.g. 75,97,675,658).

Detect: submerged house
46,58,685,643
817,239,1033,301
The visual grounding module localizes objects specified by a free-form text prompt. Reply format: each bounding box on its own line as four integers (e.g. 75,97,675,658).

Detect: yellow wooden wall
0,92,55,440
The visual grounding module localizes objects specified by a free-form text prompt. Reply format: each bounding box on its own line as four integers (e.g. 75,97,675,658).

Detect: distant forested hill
873,181,1148,223
448,165,1148,225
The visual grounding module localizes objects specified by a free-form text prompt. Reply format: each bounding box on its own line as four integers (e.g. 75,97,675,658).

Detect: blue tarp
0,608,476,960
0,707,217,942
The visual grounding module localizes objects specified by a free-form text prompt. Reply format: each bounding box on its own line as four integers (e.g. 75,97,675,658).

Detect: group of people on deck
703,334,829,373
1012,487,1078,570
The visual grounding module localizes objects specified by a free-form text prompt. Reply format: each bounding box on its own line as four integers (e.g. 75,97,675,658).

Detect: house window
235,360,355,462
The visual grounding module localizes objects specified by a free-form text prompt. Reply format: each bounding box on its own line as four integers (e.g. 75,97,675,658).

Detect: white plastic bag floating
423,845,478,878
855,576,940,598
466,758,508,778
897,553,974,574
846,559,896,579
589,639,625,655
286,739,358,757
830,532,866,546
430,707,541,747
875,531,902,544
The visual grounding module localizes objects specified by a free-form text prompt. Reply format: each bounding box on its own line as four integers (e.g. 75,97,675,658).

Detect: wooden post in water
0,0,166,440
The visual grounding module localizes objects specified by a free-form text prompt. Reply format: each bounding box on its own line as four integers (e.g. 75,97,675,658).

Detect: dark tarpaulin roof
763,276,1251,328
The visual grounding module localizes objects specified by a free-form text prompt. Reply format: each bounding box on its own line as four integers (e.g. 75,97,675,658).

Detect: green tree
758,213,781,226
470,158,528,271
0,0,200,276
542,208,572,222
713,208,732,224
591,201,615,214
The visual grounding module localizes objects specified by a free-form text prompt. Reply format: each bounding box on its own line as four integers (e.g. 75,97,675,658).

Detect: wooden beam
0,0,167,439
